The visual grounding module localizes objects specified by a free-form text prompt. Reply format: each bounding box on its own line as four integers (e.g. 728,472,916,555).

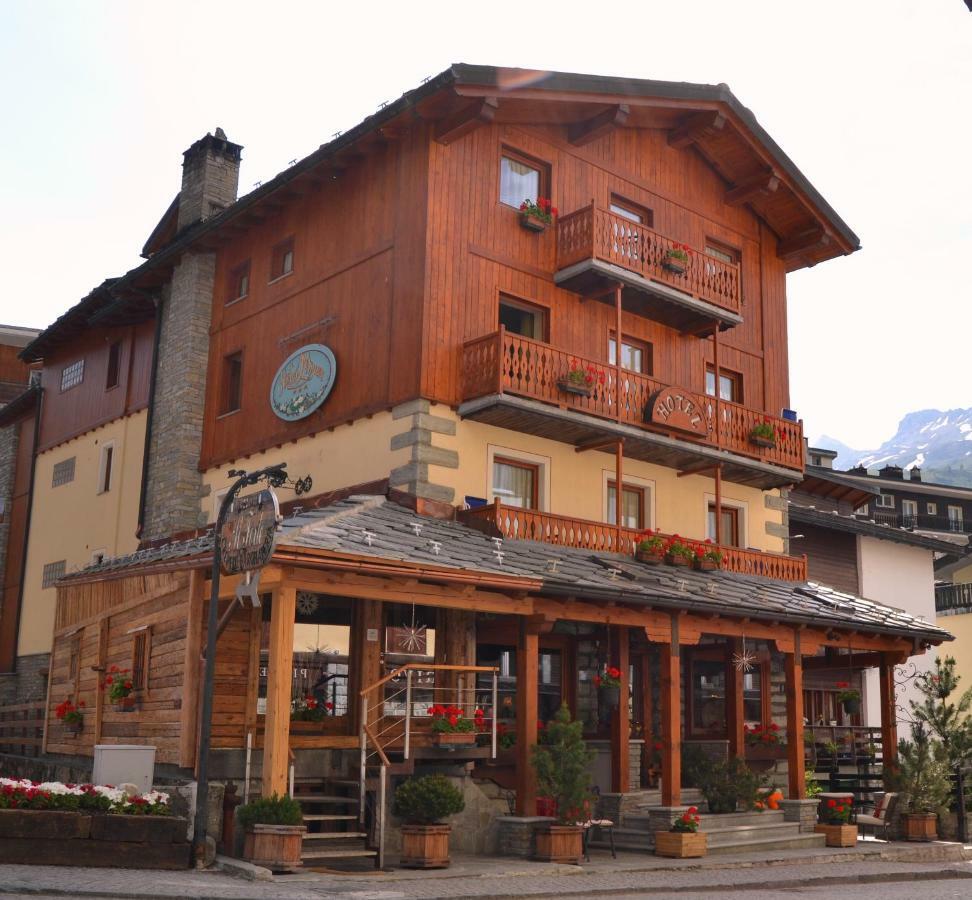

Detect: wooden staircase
292,777,377,870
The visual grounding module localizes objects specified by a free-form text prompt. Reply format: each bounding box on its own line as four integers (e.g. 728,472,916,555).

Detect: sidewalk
0,843,970,899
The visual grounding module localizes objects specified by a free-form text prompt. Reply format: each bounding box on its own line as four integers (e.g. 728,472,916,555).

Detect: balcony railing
460,500,809,582
462,329,804,472
865,509,971,534
935,582,972,613
556,204,742,315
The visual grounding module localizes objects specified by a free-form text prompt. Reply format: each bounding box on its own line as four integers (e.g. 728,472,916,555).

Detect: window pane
493,461,535,509
500,156,540,208
743,670,762,724
610,202,642,224
499,300,544,339
607,485,642,528
692,659,726,735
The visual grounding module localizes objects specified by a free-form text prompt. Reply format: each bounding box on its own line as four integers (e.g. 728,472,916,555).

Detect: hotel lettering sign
648,387,710,437
219,488,281,576
270,343,337,421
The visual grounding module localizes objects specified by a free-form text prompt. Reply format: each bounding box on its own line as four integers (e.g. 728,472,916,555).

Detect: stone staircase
292,777,378,870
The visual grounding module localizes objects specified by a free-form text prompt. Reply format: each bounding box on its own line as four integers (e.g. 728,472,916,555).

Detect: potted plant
662,243,692,275
744,723,787,769
428,704,477,749
518,197,558,232
238,794,305,871
814,796,857,847
895,723,951,841
636,530,666,564
291,695,333,722
531,705,595,863
748,420,777,449
655,806,706,858
693,540,723,572
55,699,85,735
835,682,861,715
394,774,465,868
557,358,604,398
699,757,763,815
664,536,695,568
101,665,136,712
593,665,623,711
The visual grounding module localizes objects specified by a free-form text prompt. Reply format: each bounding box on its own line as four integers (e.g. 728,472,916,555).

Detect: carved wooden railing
462,329,804,472
460,501,808,582
556,205,742,315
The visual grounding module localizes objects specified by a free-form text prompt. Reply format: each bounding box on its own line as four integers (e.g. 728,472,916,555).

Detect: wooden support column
179,569,205,769
615,440,624,536
353,599,384,733
94,618,109,746
785,630,805,799
879,654,899,769
614,284,623,423
714,464,723,546
515,618,539,815
264,584,296,798
726,638,745,759
660,615,681,807
436,608,477,709
611,626,631,793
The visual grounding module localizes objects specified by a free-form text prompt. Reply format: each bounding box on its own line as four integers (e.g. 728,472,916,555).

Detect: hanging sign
269,343,337,421
219,488,280,576
647,387,711,437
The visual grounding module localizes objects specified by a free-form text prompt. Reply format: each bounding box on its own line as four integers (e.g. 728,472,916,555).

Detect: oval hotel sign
270,344,336,421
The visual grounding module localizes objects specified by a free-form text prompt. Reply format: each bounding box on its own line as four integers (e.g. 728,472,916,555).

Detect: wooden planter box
519,213,547,233
902,813,938,841
655,830,707,858
533,824,583,863
665,553,692,567
636,549,664,565
400,824,451,868
661,259,687,275
63,718,84,735
745,743,787,761
243,824,306,871
432,731,478,750
556,378,592,397
814,823,858,847
0,810,189,869
693,558,720,571
113,696,138,713
749,435,776,449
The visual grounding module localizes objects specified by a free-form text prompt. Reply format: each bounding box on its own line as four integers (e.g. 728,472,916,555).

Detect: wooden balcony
459,501,808,583
460,329,804,488
555,205,743,332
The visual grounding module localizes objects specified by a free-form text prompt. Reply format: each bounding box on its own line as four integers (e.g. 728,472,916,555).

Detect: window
499,295,547,341
705,240,739,266
927,502,938,516
106,341,121,390
707,503,741,547
948,506,964,531
98,443,114,494
60,359,84,392
690,655,726,737
875,493,895,508
606,481,645,529
743,666,764,725
609,334,651,374
705,365,742,403
270,238,294,282
42,560,66,589
902,499,918,525
499,150,546,209
220,352,243,415
854,503,869,517
52,457,76,488
131,630,151,691
492,457,539,509
228,260,250,303
609,195,652,226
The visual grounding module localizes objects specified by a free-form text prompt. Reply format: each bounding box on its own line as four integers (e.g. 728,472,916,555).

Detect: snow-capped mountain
816,408,972,488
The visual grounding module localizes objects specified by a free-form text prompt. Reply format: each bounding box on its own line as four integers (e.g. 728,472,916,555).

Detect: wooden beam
668,110,727,149
435,97,499,145
785,631,806,798
575,435,623,453
515,618,539,815
677,461,718,478
179,570,205,769
879,653,899,769
611,626,631,792
725,171,780,206
263,585,296,798
660,615,681,806
568,103,629,146
777,227,831,260
726,639,745,758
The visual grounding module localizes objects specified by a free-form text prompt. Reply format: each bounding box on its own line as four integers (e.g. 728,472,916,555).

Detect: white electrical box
92,744,156,793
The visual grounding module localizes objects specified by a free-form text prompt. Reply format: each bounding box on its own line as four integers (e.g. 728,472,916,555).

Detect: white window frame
901,499,918,517
97,441,115,495
486,445,550,512
703,494,748,547
90,549,107,565
60,359,85,392
948,505,964,526
927,502,938,515
602,470,655,530
875,493,895,508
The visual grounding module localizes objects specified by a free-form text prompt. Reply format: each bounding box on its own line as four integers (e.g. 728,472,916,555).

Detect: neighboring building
2,67,953,860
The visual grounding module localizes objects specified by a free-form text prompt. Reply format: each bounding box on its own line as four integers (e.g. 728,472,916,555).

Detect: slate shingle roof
70,495,951,644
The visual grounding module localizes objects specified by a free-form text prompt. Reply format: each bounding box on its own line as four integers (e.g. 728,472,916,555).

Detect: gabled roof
0,383,39,427
141,193,179,259
795,464,880,510
67,495,949,644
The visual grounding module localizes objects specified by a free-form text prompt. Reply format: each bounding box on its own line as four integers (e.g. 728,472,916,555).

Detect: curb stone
214,854,274,882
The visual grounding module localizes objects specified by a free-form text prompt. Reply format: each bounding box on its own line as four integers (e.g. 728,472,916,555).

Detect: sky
1,1,969,450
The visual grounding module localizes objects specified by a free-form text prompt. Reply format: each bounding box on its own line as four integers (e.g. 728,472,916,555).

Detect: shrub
531,704,595,825
681,743,709,788
237,793,303,828
393,774,465,826
699,757,764,814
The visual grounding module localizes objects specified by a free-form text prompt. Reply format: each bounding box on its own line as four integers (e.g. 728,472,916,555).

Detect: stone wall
0,423,19,636
0,652,50,705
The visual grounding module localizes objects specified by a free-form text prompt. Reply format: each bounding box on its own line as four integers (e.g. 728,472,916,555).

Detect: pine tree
909,656,972,768
896,722,952,815
531,704,595,825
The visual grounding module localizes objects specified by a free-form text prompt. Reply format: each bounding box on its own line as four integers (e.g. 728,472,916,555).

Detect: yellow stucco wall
19,412,147,655
942,612,972,695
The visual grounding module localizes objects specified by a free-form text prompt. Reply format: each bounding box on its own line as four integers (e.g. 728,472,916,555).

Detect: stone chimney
878,465,904,480
177,128,242,230
910,467,922,482
142,129,242,541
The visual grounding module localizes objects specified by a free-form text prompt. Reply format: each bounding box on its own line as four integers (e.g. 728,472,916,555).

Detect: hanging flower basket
114,696,138,713
556,378,592,398
55,699,85,735
749,421,778,449
836,684,861,715
661,244,692,275
518,198,557,233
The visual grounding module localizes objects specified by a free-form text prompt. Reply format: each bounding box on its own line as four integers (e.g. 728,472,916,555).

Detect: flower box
64,718,84,735
432,731,477,749
665,553,692,567
243,823,306,871
400,823,452,868
533,823,583,863
519,213,547,233
655,830,707,858
114,696,138,713
750,435,776,449
556,378,592,398
901,812,937,841
814,823,858,847
636,549,665,565
694,558,720,571
661,260,687,276
745,743,787,761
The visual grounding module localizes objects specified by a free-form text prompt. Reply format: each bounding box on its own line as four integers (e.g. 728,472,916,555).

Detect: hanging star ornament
395,624,427,654
732,645,758,673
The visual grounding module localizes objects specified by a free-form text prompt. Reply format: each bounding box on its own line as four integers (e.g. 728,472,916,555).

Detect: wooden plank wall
46,572,191,764
424,122,789,415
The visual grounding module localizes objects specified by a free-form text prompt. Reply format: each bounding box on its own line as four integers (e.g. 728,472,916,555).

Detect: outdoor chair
582,787,617,861
856,792,898,841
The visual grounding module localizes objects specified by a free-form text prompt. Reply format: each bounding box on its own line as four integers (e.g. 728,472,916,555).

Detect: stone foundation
779,798,819,833
495,816,555,858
